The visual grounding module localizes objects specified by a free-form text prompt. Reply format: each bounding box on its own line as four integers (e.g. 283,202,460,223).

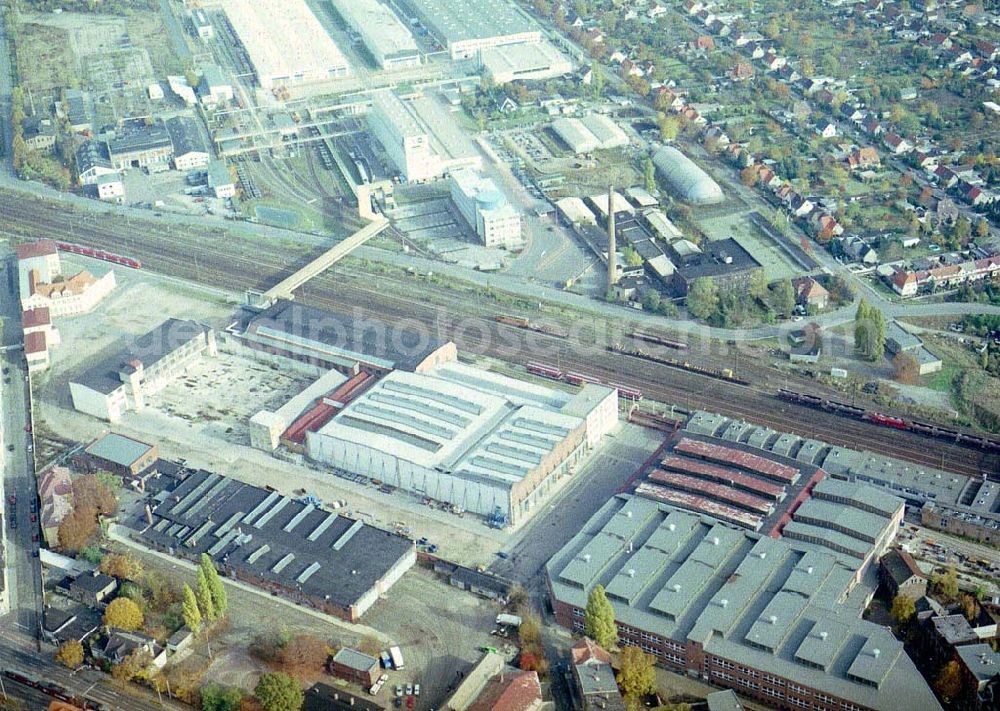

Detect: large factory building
367,90,481,182
228,299,456,375
221,0,349,89
547,494,940,711
399,0,541,59
306,362,617,527
331,0,420,70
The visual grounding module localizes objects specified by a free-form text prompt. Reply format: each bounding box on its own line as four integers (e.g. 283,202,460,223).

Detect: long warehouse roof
401,0,536,43
221,0,348,85
331,0,418,62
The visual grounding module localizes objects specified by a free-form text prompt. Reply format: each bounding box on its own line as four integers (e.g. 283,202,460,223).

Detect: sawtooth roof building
133,467,414,621
399,0,541,59
546,493,940,711
306,361,618,527
229,299,456,375
684,409,1000,546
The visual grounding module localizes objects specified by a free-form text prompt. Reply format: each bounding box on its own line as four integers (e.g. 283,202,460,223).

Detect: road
0,250,43,645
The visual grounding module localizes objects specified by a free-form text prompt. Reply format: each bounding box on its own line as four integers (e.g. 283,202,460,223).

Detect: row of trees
182,553,228,634
686,273,798,327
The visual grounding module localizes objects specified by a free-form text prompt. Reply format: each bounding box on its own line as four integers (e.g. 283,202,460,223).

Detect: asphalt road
0,252,43,641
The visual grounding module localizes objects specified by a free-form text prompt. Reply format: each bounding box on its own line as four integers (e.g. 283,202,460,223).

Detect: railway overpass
252,216,389,307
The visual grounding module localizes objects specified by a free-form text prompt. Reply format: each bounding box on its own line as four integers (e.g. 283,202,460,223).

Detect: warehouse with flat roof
230,300,457,375
221,0,349,89
399,0,541,59
480,40,572,83
135,467,414,621
546,494,940,711
70,319,217,423
331,0,420,69
306,362,617,526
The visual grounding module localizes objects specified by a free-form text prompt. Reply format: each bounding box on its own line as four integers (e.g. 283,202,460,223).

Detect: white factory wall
306,433,514,519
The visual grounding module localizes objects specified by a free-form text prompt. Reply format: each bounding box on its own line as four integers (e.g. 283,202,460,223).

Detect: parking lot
364,567,506,708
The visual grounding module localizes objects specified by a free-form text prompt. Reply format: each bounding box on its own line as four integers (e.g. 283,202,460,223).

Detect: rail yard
2,189,996,481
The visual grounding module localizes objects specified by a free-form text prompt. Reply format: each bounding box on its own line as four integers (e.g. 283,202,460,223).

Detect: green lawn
926,362,961,394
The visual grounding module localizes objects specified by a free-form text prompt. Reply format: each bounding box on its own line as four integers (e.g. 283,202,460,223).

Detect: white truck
496,613,522,627
389,645,405,671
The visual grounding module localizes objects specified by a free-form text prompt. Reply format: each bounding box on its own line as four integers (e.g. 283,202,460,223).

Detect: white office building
367,90,480,183
449,169,523,249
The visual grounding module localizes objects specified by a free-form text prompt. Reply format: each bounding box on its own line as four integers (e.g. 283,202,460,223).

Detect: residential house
42,605,101,646
814,213,844,240
880,549,927,599
25,330,50,373
68,573,118,607
862,114,883,135
691,35,715,51
816,119,837,138
790,193,815,217
467,670,543,711
935,165,959,188
731,61,754,80
571,638,625,711
884,133,914,154
842,234,879,264
848,146,881,170
22,116,57,152
792,276,830,310
95,628,167,668
38,465,73,547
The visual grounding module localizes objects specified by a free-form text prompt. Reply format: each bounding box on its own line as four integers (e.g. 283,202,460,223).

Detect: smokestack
607,185,617,289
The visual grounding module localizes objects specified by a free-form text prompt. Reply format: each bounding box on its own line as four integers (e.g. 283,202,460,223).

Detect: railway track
2,191,996,478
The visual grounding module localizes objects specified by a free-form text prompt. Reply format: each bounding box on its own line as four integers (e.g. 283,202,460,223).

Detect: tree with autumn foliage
55,639,84,668
100,552,144,582
104,597,144,631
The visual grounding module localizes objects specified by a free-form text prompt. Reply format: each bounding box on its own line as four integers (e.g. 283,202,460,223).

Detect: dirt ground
144,354,312,446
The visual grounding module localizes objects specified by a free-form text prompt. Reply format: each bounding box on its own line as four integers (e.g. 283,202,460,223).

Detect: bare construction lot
144,354,312,446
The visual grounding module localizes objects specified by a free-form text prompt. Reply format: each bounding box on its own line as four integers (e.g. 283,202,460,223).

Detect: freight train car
776,389,1000,452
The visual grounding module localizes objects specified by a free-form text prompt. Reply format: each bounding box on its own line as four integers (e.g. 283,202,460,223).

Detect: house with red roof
467,670,543,711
